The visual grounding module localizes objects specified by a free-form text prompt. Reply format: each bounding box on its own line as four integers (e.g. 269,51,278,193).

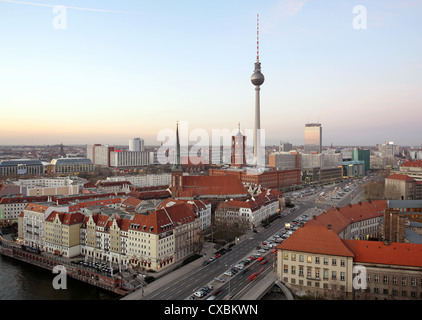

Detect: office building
0,159,44,177
129,138,145,152
279,142,293,152
51,157,94,175
304,123,322,154
352,149,370,172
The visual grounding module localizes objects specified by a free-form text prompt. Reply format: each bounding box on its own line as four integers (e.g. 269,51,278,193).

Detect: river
0,254,120,300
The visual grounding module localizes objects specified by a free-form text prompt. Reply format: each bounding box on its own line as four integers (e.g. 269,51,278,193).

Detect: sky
0,0,421,147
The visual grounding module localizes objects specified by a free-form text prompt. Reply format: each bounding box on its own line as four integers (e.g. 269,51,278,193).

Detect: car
208,257,215,262
203,260,210,266
257,257,264,262
224,270,233,276
194,291,204,298
234,264,244,270
215,254,221,259
247,272,259,282
215,277,225,282
258,249,266,253
201,286,211,293
260,259,268,265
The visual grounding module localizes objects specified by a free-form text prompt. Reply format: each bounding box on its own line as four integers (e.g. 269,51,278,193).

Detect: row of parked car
193,283,214,298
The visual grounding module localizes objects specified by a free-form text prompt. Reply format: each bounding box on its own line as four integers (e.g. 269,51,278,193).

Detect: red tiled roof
121,196,143,209
386,174,415,181
97,181,131,187
158,198,210,213
25,203,49,213
46,211,85,225
180,175,248,197
401,160,422,168
343,240,422,267
128,190,171,200
129,202,197,234
276,224,355,257
305,200,387,233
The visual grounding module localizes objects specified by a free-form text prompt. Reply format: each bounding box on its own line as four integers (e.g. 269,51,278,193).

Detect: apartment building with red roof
79,201,201,272
44,211,85,258
305,200,387,240
277,223,422,300
158,198,212,230
170,173,250,210
215,188,281,230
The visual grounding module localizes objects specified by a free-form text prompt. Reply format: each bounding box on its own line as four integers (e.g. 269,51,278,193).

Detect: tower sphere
251,70,265,86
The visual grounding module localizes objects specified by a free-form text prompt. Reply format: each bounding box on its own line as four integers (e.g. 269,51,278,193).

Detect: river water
0,254,119,300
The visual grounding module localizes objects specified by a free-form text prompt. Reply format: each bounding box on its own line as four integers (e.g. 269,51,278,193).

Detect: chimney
327,224,332,230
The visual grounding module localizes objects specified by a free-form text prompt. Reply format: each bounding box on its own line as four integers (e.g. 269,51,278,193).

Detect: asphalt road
141,179,368,300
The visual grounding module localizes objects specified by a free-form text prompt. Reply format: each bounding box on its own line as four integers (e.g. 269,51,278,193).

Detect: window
307,256,312,263
411,278,416,287
374,275,379,283
340,260,345,267
315,257,320,264
299,266,304,276
291,254,296,261
291,266,296,275
383,275,388,285
332,271,337,280
299,255,304,262
332,259,337,266
323,258,328,265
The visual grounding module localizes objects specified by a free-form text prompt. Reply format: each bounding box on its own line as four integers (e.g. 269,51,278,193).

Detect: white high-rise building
129,138,144,152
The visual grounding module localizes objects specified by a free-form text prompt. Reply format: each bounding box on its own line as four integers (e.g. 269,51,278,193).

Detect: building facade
51,157,94,175
304,123,322,154
277,223,422,300
0,159,44,177
44,211,85,258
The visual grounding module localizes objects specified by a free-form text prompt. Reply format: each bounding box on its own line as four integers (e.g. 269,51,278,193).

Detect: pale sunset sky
0,0,421,147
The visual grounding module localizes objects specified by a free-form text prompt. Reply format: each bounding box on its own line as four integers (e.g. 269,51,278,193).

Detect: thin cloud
0,0,142,14
262,0,308,32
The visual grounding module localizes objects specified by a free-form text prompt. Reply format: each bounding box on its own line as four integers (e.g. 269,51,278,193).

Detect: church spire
172,121,182,171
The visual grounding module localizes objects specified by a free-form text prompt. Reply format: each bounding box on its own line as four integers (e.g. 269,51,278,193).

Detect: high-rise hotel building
304,123,322,154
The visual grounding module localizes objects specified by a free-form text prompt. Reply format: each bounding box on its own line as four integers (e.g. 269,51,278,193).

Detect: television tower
251,14,265,161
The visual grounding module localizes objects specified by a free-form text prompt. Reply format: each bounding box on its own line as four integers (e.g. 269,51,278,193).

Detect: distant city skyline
1,0,421,147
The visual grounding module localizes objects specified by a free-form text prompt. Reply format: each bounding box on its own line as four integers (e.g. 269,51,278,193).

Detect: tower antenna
257,14,260,62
